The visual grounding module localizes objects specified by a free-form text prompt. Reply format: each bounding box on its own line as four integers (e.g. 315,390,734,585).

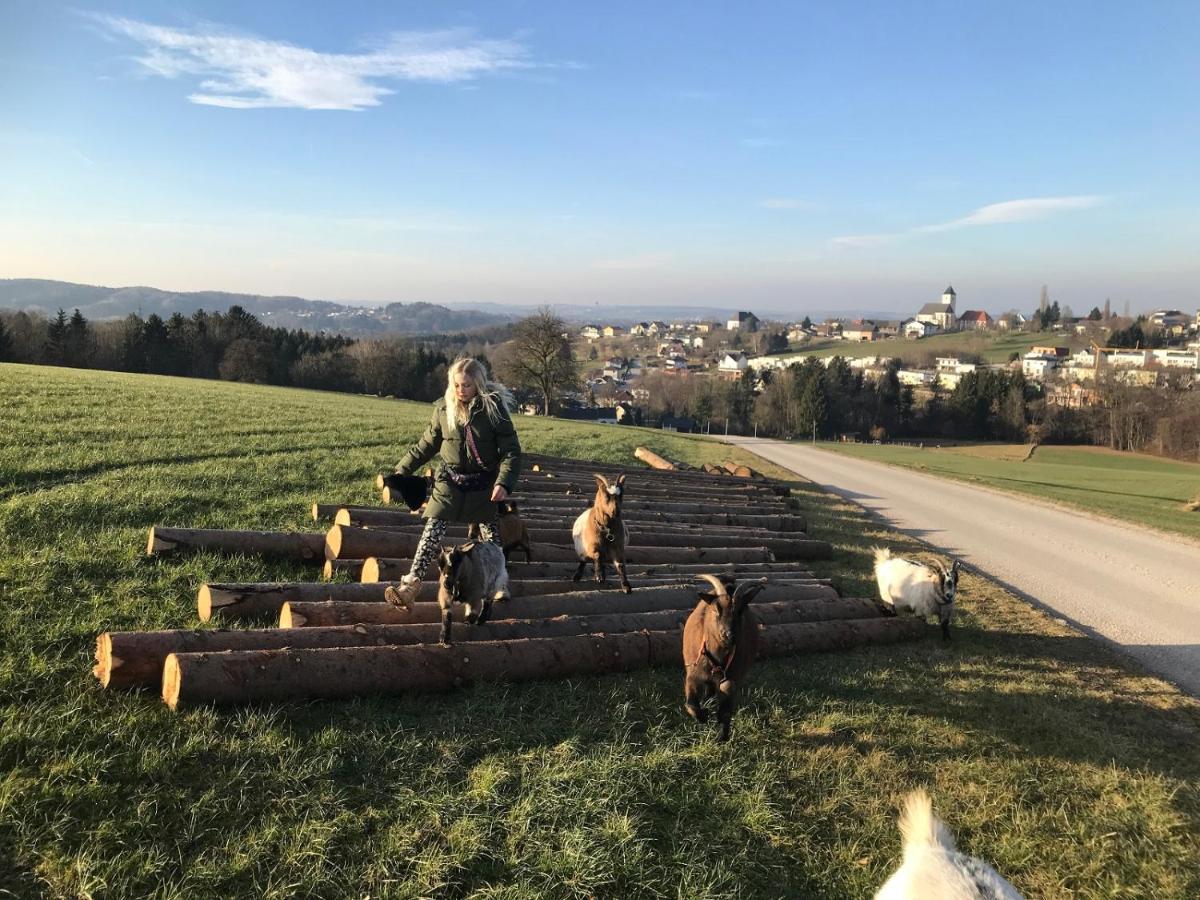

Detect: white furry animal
875,789,1024,900
872,547,959,640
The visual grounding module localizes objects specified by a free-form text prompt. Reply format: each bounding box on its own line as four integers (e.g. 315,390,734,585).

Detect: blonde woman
385,358,522,606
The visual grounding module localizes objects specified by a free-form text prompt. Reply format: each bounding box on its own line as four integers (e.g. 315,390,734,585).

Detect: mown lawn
784,329,1070,363
1,363,1198,899
819,441,1200,542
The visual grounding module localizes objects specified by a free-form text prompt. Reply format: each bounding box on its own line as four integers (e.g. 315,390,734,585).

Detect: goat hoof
717,726,731,742
685,703,707,723
621,583,632,594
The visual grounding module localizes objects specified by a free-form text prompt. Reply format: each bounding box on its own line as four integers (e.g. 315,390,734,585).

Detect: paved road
724,437,1200,697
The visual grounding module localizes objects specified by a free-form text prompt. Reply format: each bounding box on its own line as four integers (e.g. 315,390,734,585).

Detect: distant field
820,442,1200,540
2,363,1198,899
784,329,1073,364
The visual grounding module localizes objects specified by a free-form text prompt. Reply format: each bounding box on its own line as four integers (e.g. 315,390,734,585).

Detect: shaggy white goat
875,789,1024,900
872,547,959,640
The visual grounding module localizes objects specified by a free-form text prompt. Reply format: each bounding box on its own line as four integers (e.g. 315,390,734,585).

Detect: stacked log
162,618,924,710
280,583,843,627
111,452,925,712
99,597,879,690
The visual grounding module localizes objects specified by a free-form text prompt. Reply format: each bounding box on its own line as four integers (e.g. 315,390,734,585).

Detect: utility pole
724,417,729,436
811,420,817,444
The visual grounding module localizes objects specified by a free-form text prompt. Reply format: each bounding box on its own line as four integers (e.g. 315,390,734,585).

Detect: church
915,285,957,332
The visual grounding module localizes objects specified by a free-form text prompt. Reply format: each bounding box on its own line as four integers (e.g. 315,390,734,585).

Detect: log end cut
361,557,381,583
145,526,175,556
279,603,305,628
162,652,183,711
94,632,117,687
325,525,343,561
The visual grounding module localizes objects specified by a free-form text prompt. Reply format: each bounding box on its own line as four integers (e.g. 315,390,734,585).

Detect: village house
726,311,760,332
1046,381,1100,408
602,324,625,338
957,310,992,331
717,352,749,380
905,319,937,338
1022,353,1060,380
842,320,878,342
897,368,936,386
875,320,903,338
580,324,601,340
630,322,650,336
647,321,669,335
996,311,1027,330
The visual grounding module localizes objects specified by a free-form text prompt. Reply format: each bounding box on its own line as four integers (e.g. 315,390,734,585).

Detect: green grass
786,330,1072,363
2,363,1199,899
820,442,1200,541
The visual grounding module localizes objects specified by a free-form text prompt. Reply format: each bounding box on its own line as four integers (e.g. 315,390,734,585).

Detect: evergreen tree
1103,297,1111,319
0,317,11,361
66,309,91,366
45,309,69,364
1088,306,1102,321
801,315,812,330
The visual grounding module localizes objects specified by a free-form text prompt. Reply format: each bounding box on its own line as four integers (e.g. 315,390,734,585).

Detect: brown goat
571,473,631,593
467,500,532,561
682,575,766,741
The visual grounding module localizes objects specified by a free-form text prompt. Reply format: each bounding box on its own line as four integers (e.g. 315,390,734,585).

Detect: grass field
2,362,1199,899
785,329,1071,364
819,442,1200,542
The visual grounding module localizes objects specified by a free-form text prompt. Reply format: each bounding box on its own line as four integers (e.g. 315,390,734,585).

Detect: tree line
0,306,509,402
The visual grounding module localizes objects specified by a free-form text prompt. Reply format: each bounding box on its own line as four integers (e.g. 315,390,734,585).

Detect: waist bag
440,465,497,492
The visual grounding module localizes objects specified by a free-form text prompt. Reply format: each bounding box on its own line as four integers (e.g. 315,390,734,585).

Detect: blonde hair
444,357,511,427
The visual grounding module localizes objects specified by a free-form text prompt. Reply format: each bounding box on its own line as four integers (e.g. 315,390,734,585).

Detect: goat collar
698,640,736,678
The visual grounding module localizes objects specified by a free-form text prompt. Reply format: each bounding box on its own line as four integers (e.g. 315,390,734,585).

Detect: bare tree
494,308,578,415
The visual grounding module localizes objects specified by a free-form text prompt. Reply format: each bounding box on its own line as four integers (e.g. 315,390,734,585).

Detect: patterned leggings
409,518,500,580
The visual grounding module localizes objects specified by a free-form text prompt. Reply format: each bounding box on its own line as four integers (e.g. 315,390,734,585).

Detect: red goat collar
699,640,735,677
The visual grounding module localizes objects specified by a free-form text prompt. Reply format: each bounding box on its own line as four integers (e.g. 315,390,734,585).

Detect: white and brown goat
571,473,631,593
682,575,767,741
872,547,959,640
434,540,510,645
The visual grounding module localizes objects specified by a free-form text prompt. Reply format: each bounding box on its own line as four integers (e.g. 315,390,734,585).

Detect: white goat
875,789,1024,900
872,547,959,640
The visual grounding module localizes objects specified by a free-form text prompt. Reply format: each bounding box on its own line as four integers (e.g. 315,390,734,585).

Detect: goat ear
458,541,476,554
733,579,767,608
698,591,718,605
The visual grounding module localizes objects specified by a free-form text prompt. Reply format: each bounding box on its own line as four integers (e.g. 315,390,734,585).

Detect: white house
897,369,935,386
580,324,601,340
905,319,937,338
1022,353,1059,380
718,352,749,377
1151,349,1200,369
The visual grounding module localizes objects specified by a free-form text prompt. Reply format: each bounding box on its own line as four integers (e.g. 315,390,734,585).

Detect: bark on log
199,581,398,621
325,526,421,561
322,558,368,581
634,447,678,470
163,617,924,708
146,526,325,560
99,598,878,689
524,454,797,489
361,557,825,583
280,582,838,627
335,506,806,533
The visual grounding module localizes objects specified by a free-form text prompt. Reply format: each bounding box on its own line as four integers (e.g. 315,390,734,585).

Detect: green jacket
395,395,522,523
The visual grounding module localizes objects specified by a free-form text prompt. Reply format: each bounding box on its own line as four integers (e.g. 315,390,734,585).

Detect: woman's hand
490,485,508,502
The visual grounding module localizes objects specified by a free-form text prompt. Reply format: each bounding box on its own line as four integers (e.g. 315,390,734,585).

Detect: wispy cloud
758,197,813,210
592,253,672,271
88,15,535,110
832,195,1107,247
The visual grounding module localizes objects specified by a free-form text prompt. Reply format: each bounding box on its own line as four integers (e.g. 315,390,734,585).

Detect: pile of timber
104,452,925,711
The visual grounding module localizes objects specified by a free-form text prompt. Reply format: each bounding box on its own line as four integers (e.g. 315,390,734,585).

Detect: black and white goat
874,788,1024,899
434,540,510,645
872,547,959,640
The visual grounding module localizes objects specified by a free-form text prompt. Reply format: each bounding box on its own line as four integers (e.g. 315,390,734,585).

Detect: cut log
281,582,838,627
322,558,368,581
361,557,826,583
634,447,678,470
325,526,421,561
199,581,399,621
334,506,806,533
163,617,924,708
99,598,879,690
146,526,325,561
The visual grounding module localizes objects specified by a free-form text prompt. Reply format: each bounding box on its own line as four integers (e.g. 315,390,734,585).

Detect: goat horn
732,577,768,602
695,574,728,599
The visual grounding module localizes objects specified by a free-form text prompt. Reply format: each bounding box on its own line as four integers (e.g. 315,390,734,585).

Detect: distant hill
0,279,514,336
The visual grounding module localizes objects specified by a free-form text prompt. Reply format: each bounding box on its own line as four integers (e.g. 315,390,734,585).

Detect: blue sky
1,0,1197,315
